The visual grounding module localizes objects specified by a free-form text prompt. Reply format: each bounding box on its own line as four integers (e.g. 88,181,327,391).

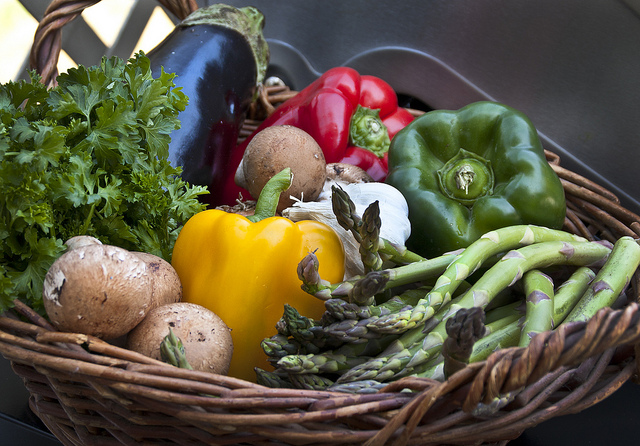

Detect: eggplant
147,4,269,206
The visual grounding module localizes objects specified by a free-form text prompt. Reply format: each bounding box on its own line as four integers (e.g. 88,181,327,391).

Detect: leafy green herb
0,52,208,313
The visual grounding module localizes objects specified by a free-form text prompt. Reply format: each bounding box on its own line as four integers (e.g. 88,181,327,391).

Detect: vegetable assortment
3,3,639,396
171,169,345,381
257,193,640,391
223,66,415,204
0,53,206,314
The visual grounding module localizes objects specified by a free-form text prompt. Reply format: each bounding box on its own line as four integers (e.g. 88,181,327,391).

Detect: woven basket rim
2,295,640,445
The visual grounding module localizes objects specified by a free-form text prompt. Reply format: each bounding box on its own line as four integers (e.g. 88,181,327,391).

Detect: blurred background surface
0,0,175,84
3,0,640,216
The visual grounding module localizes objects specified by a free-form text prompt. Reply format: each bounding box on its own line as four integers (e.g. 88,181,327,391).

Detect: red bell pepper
218,67,414,205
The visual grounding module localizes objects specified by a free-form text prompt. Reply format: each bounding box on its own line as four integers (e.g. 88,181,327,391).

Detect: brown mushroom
133,252,183,309
326,163,374,184
234,125,327,212
126,302,234,375
42,244,153,340
64,235,102,251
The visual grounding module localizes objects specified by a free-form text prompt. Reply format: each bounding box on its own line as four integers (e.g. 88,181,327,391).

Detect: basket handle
30,0,199,87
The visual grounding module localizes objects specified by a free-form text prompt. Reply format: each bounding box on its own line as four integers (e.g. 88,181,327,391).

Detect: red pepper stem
349,105,391,157
247,168,292,222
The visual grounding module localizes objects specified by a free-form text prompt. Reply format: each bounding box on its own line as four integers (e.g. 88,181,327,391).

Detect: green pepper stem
437,148,494,205
247,168,292,222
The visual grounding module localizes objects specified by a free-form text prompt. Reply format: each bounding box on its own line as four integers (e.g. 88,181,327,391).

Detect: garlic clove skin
335,181,411,247
283,180,411,278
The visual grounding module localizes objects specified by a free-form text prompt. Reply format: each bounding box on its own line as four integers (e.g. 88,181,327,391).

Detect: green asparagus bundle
260,190,640,393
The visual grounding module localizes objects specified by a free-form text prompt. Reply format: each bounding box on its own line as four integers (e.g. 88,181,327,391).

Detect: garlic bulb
283,180,411,278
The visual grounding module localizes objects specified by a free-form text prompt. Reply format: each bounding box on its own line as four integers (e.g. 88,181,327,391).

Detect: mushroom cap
126,302,234,375
134,252,183,309
43,244,153,340
326,163,373,184
64,235,102,251
237,125,327,211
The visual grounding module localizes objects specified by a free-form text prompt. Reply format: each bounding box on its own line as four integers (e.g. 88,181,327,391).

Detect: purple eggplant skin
147,5,269,206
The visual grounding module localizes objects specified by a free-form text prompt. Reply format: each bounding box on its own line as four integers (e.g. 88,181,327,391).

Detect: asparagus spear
255,368,293,388
274,334,398,375
298,250,456,302
322,287,426,322
261,333,309,360
336,239,612,383
566,236,640,322
484,300,522,324
553,266,596,324
315,288,431,343
329,379,388,394
519,269,555,347
323,317,388,343
276,351,372,374
469,321,521,363
371,225,590,333
358,200,384,272
160,328,193,370
331,185,424,265
442,307,487,378
289,373,334,390
280,304,343,349
323,298,368,321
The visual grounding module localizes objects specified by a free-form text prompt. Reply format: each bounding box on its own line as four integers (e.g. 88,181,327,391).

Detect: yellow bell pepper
171,169,345,381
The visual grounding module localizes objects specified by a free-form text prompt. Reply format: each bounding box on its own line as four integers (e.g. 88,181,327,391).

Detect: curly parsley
0,53,208,313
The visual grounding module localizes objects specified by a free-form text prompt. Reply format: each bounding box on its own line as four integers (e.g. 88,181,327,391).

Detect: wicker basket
3,1,640,445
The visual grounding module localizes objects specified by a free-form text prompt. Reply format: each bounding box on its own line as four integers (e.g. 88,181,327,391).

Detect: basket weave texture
3,1,640,445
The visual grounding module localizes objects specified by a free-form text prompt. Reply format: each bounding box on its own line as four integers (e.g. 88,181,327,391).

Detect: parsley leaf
0,52,207,313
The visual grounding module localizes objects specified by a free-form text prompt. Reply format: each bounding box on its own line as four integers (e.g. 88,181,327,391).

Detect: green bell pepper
386,101,566,258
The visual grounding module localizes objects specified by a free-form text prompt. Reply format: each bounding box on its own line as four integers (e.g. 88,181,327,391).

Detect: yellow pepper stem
247,168,292,222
